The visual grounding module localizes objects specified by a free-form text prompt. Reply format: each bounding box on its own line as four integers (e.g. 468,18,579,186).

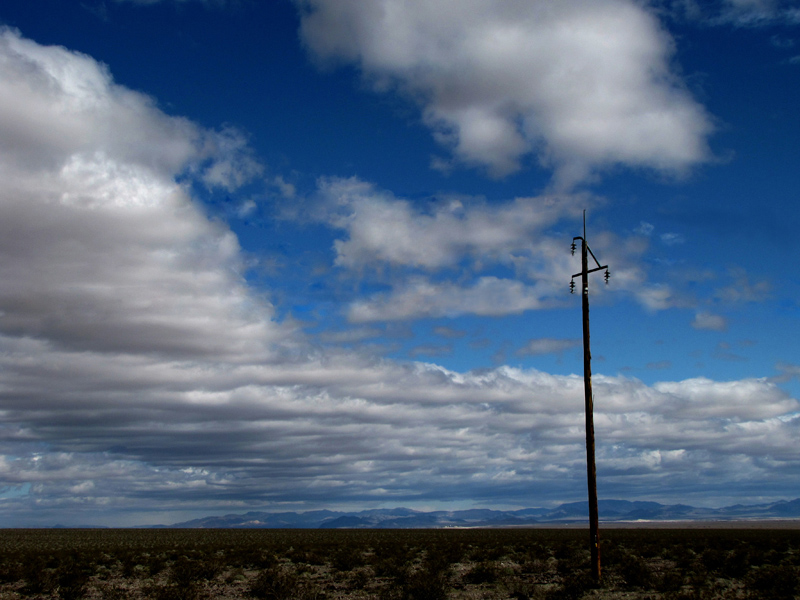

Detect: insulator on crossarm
604,270,610,284
570,242,577,256
570,279,576,294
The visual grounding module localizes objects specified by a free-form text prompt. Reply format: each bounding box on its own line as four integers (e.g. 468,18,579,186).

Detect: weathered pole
571,212,609,583
580,229,601,582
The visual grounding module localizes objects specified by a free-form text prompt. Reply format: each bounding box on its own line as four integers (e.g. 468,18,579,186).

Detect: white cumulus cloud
310,176,683,320
296,0,714,185
0,28,284,360
316,176,584,270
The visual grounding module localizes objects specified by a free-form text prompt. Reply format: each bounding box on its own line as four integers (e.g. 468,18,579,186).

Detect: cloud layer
311,176,680,321
0,29,282,360
0,29,797,526
297,0,713,185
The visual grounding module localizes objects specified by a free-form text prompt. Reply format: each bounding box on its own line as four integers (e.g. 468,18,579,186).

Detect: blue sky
0,0,799,526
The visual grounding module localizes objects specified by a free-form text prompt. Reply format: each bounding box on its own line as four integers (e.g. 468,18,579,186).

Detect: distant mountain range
158,498,800,528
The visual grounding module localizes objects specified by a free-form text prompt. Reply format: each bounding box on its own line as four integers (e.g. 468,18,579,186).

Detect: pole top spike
583,209,586,242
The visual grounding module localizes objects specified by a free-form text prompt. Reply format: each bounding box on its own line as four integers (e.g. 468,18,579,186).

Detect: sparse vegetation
0,527,798,599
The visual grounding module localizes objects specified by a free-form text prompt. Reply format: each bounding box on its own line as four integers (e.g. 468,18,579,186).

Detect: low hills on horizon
157,498,800,529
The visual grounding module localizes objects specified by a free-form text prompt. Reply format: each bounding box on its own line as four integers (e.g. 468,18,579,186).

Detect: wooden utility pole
571,212,609,583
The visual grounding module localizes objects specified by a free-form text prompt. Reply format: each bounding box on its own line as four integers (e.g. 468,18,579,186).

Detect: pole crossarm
572,236,607,273
572,265,607,278
569,234,610,294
